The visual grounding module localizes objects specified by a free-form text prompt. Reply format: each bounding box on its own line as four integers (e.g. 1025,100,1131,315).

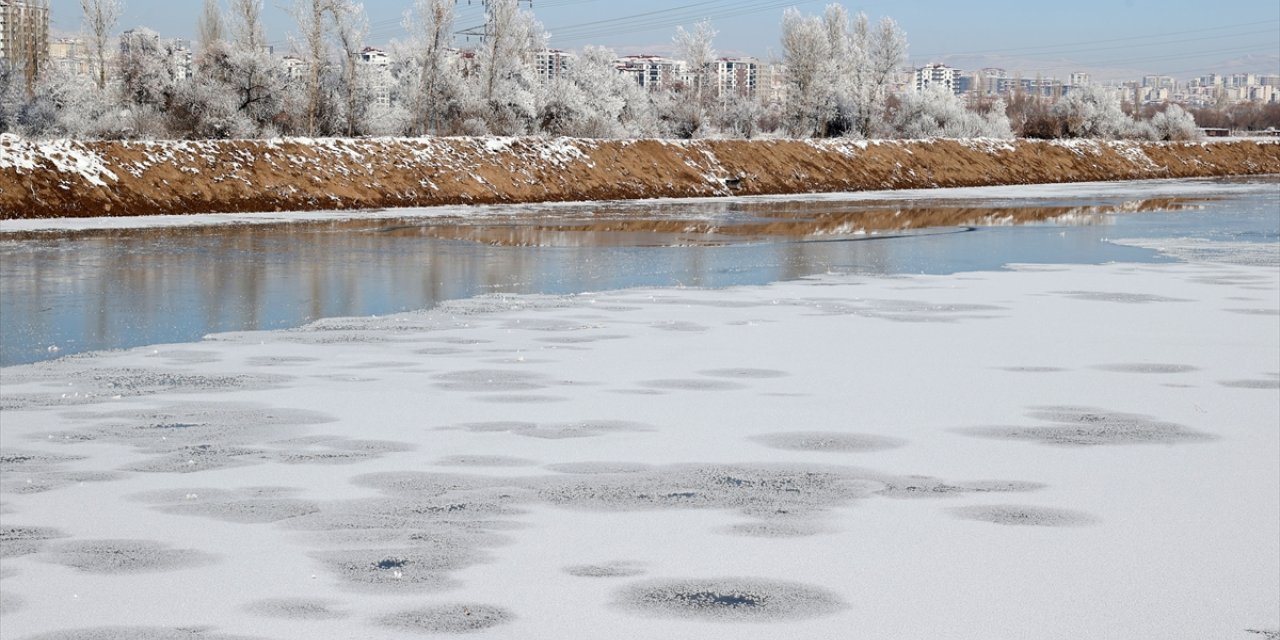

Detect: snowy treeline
0,0,1201,142
1008,85,1202,141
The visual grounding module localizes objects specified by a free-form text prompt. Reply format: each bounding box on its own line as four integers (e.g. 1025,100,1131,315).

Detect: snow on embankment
1,135,1278,219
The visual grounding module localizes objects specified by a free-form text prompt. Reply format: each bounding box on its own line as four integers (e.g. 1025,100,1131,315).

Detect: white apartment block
614,55,687,91
281,55,306,82
535,48,573,82
359,47,393,107
713,57,758,99
914,63,959,93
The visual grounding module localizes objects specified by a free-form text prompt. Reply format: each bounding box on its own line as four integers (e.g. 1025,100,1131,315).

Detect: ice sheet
1,256,1277,639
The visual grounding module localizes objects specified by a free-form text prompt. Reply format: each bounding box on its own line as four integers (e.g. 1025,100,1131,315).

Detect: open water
1,176,1275,366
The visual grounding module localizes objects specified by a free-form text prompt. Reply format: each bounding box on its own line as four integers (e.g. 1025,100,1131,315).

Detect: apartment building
0,0,48,72
614,55,687,91
48,36,89,76
713,57,758,99
359,47,393,107
118,28,193,83
535,48,572,82
914,63,959,94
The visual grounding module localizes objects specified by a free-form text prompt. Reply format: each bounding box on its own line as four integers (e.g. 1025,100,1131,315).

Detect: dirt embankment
1,136,1278,219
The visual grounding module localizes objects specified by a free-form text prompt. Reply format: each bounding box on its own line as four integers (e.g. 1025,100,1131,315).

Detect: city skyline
39,0,1280,81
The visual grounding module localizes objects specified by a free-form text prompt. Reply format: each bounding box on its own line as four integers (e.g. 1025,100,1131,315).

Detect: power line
912,19,1279,59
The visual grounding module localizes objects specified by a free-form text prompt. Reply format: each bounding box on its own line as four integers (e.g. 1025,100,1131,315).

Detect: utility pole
457,0,532,42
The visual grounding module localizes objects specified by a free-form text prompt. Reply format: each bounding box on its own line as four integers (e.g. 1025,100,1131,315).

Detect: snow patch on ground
0,138,118,187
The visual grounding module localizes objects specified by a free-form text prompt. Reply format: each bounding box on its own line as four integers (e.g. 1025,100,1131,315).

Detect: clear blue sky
46,0,1280,80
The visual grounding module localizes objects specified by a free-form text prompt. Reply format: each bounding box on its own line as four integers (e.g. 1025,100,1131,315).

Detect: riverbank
2,136,1278,219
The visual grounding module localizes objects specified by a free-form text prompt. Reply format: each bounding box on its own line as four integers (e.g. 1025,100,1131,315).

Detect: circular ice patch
0,590,23,615
377,603,514,634
564,562,646,578
615,577,846,622
0,525,68,558
436,455,538,468
698,368,789,379
949,504,1099,527
545,462,652,475
750,431,906,453
1093,363,1198,374
20,627,262,640
41,539,217,574
244,598,348,620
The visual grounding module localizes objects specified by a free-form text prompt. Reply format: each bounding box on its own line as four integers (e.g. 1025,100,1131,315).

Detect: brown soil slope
1,136,1277,219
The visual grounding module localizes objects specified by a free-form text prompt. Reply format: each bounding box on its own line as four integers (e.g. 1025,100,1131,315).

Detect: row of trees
0,0,1214,142
1007,85,1200,141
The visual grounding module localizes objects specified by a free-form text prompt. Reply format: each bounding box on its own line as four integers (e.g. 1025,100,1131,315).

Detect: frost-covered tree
474,0,545,135
781,7,832,137
81,0,124,91
291,0,329,136
821,5,857,136
226,0,282,135
716,92,766,139
535,46,654,138
329,0,369,137
402,0,462,135
196,0,224,54
674,20,716,104
889,85,1012,139
1149,104,1200,141
15,62,120,138
1053,84,1141,139
0,67,20,131
170,1,256,139
667,19,717,138
855,15,907,137
117,29,178,112
781,4,907,139
169,66,256,139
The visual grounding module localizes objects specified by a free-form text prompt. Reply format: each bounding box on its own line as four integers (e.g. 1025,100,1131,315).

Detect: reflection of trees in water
402,197,1199,247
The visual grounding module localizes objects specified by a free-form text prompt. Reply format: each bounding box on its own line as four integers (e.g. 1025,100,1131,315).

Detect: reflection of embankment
1,134,1275,219
395,198,1204,247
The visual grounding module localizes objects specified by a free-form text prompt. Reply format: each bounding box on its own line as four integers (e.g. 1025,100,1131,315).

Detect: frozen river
1,177,1277,640
1,177,1276,366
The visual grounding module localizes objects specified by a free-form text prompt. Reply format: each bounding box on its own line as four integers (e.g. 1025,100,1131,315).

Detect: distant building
1069,71,1091,87
119,28,192,82
535,48,573,81
614,55,687,91
281,55,306,82
758,62,788,104
48,36,90,76
359,46,393,107
0,0,48,73
914,63,959,94
994,76,1063,98
714,57,758,99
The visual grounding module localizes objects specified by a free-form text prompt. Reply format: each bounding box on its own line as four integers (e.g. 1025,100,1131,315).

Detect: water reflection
1,189,1269,367
387,198,1199,247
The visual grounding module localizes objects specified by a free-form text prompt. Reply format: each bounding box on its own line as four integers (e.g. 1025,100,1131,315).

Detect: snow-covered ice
0,236,1277,638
